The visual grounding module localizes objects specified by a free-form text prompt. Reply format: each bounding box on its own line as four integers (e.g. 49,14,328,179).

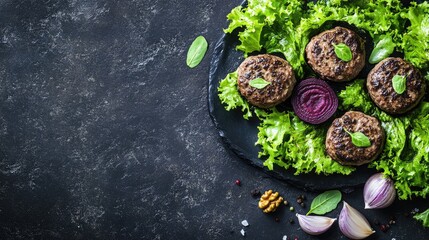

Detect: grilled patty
367,57,426,114
326,111,385,166
237,54,296,108
306,26,366,82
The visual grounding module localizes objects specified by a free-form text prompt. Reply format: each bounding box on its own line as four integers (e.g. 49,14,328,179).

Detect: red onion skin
364,173,396,209
291,78,338,124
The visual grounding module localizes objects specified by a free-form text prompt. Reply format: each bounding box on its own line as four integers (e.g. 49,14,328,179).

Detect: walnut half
258,190,284,213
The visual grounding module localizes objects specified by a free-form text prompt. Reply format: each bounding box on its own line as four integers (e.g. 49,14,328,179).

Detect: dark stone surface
0,0,428,239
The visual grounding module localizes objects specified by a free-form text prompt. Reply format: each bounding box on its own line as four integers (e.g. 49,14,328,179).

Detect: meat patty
237,54,296,108
325,111,385,166
366,57,426,114
305,26,366,82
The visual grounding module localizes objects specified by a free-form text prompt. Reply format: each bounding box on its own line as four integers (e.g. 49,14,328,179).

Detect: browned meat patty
237,54,296,108
305,26,366,82
367,57,426,114
325,111,385,166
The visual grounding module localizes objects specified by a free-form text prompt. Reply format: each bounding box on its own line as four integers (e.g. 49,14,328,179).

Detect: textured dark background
0,0,428,239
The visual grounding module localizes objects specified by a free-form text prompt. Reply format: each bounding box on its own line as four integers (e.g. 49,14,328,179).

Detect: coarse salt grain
240,229,245,236
282,235,288,240
241,220,249,227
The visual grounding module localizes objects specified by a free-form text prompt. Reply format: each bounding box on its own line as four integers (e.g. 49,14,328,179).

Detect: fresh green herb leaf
249,78,271,89
369,35,396,64
186,36,208,68
344,129,371,148
333,43,352,62
392,74,407,94
307,190,342,215
414,208,429,227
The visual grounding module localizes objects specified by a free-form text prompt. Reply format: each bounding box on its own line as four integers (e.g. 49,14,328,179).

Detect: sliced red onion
364,173,396,209
291,78,338,124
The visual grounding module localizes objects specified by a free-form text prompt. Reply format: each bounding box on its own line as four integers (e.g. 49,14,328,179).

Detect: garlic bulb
339,201,375,239
364,173,396,209
296,213,336,235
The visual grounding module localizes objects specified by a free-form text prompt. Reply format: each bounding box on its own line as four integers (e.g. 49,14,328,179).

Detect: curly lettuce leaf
339,79,376,114
217,71,253,120
414,208,429,228
401,2,429,69
225,0,306,76
256,109,354,175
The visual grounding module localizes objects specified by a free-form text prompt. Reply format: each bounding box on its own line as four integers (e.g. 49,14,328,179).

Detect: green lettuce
414,208,429,228
401,2,429,69
217,71,253,120
225,0,306,76
256,109,354,175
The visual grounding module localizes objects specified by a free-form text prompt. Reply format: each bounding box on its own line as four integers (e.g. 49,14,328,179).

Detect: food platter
208,0,429,193
208,31,376,191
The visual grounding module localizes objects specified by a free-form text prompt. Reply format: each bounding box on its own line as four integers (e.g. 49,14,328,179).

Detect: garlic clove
296,213,336,235
364,173,396,209
339,201,375,239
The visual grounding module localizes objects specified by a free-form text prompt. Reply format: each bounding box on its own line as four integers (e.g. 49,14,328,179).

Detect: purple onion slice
291,78,338,124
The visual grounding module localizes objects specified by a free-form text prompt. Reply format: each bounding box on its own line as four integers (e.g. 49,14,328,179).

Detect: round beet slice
291,78,338,124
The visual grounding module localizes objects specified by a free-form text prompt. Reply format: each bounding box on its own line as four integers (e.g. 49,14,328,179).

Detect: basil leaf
249,78,271,89
333,43,352,62
186,36,208,68
369,35,395,64
307,190,342,215
392,74,407,94
345,130,371,148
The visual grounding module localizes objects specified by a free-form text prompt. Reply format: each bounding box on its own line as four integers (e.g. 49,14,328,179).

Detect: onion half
291,78,338,124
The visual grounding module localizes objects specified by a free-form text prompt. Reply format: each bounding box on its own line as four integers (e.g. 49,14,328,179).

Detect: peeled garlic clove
296,213,336,235
339,201,375,239
364,172,396,209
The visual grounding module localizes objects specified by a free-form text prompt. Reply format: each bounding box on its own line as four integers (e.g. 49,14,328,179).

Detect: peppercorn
373,219,380,226
235,179,241,186
380,224,389,232
289,206,294,211
250,188,261,197
283,200,289,206
300,202,305,208
297,198,303,204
